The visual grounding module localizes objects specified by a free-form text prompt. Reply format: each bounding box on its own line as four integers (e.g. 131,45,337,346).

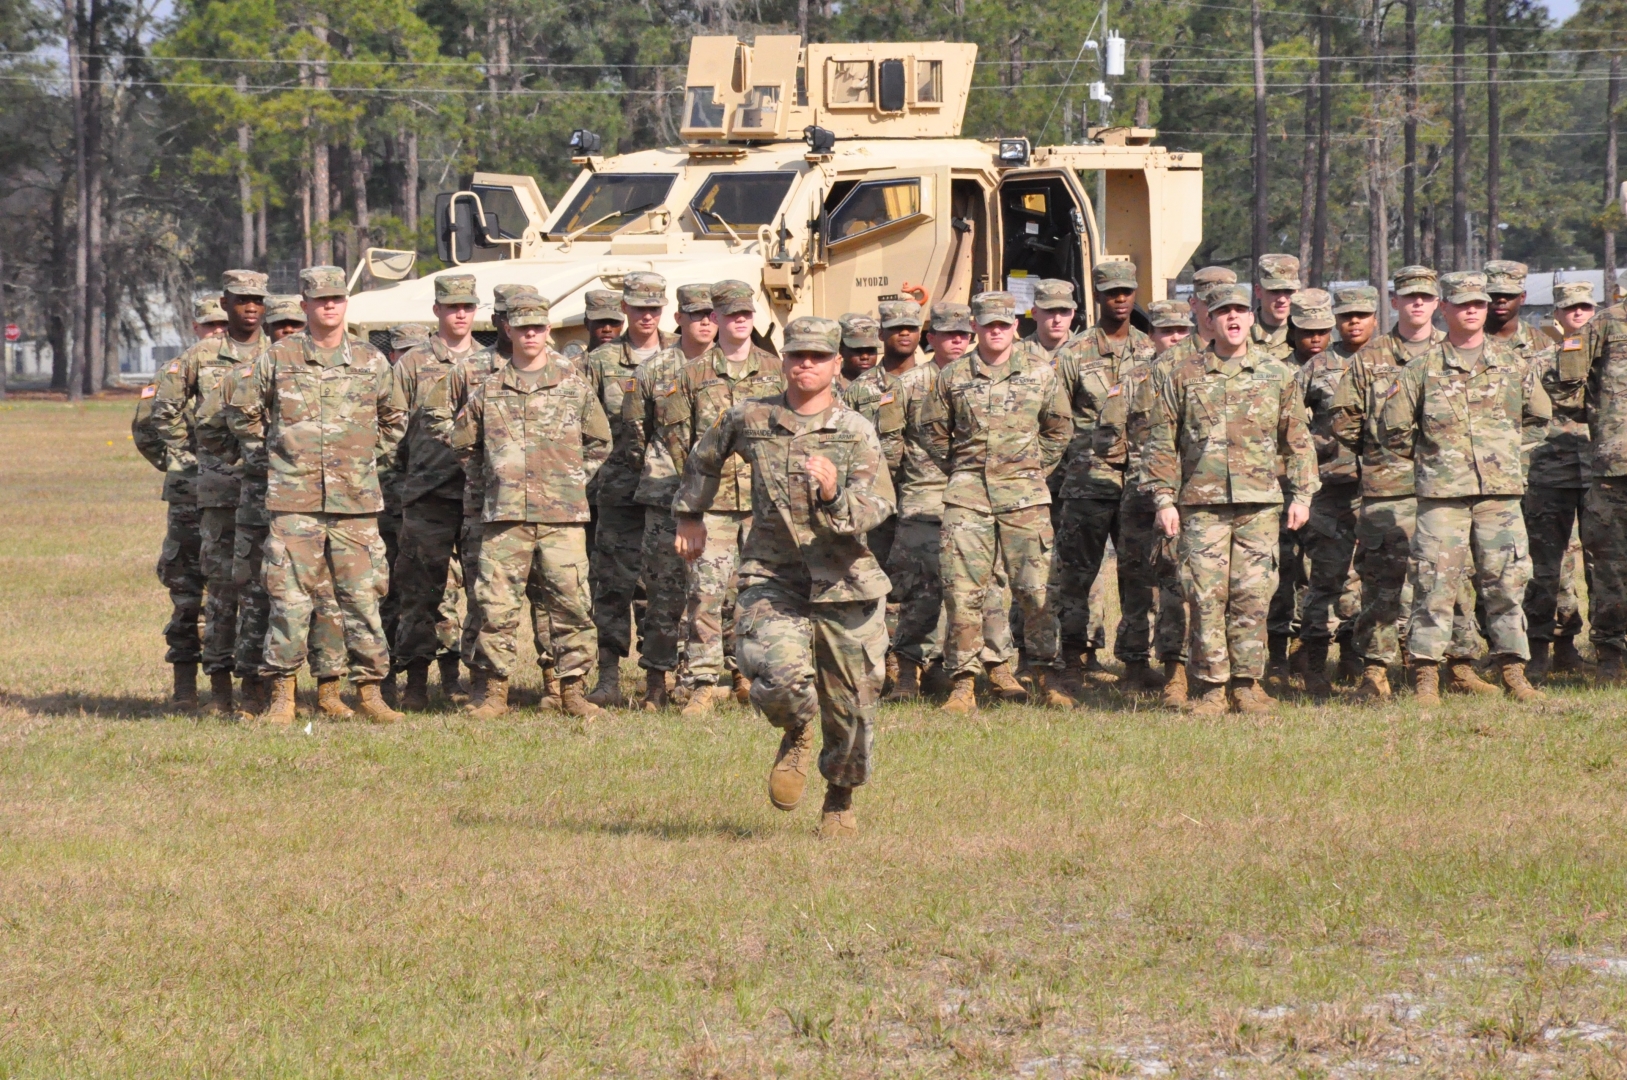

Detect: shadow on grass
0,691,180,720
451,803,763,841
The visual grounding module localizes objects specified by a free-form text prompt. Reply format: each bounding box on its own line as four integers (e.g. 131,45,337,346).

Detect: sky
1543,0,1579,20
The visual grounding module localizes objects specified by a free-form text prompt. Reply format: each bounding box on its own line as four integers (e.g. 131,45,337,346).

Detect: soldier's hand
1286,503,1309,531
805,454,839,501
1156,507,1180,537
675,516,708,562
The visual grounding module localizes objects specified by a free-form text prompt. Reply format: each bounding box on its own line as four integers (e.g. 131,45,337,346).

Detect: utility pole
1252,0,1269,274
1452,0,1468,269
1486,0,1501,259
1403,0,1418,264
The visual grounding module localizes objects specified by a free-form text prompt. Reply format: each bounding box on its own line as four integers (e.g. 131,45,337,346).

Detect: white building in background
6,290,191,384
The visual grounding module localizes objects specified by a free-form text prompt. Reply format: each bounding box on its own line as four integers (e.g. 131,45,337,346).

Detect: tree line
0,0,1622,398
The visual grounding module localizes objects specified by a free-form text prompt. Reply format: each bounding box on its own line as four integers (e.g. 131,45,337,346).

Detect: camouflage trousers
461,517,554,670
156,501,204,665
1117,503,1179,663
639,507,687,673
1299,482,1361,643
393,495,465,665
1179,504,1280,684
1351,496,1483,665
683,510,751,687
1052,497,1140,657
1581,478,1627,651
1408,496,1531,662
941,503,1059,676
263,512,391,682
886,516,1013,666
1560,532,1586,638
198,506,239,673
1523,486,1588,642
870,516,900,639
1267,521,1308,638
473,521,596,681
379,508,402,658
735,580,885,789
234,502,349,678
591,503,645,659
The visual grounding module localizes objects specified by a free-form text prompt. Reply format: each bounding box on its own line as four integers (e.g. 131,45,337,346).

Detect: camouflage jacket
1528,322,1591,488
1582,304,1627,478
1055,324,1155,500
424,346,516,519
660,345,785,513
1093,352,1178,513
151,330,265,509
893,362,952,521
1141,341,1318,510
222,333,407,515
1295,341,1363,486
197,365,260,523
584,330,678,506
1249,319,1293,362
1377,337,1552,498
841,361,913,481
922,350,1073,513
1327,329,1444,498
1492,319,1553,375
132,377,195,504
1014,333,1074,368
625,344,695,509
450,356,612,524
672,396,895,604
392,337,481,506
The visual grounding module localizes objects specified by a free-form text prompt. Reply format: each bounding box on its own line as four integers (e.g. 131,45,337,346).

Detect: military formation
134,248,1627,836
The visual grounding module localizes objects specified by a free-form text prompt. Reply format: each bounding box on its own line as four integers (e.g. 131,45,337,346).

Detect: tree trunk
66,0,87,402
299,161,313,267
48,184,67,391
350,127,370,267
1608,54,1620,303
1403,0,1418,264
1251,0,1270,275
1452,0,1468,269
1485,0,1500,259
1368,0,1389,331
237,75,254,267
256,200,267,262
311,15,331,266
1299,80,1316,272
1312,4,1333,287
797,0,807,41
1135,56,1152,127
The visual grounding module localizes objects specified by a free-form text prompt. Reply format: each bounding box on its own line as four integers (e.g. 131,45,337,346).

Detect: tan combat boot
316,676,354,719
818,784,858,840
1230,677,1274,715
1033,668,1076,707
538,665,562,711
585,650,624,708
733,671,752,706
1553,638,1593,675
1355,662,1392,701
941,673,978,714
681,682,723,718
469,675,509,719
1185,679,1229,716
1413,660,1441,705
463,667,489,713
172,662,200,711
1446,658,1500,696
985,661,1028,703
357,681,403,724
769,722,816,810
642,668,669,711
205,670,234,716
1264,636,1291,693
1161,661,1188,708
1301,640,1333,700
401,661,431,712
1500,656,1545,702
883,652,900,697
438,654,467,706
1526,640,1552,682
1057,654,1089,700
560,675,604,718
261,674,297,726
883,657,921,702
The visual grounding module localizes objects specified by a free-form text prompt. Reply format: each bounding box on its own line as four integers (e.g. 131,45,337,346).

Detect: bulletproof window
684,87,726,130
917,60,944,104
828,178,922,243
827,60,873,106
470,183,526,240
733,85,782,134
551,173,676,238
690,171,797,235
795,65,808,106
878,59,906,112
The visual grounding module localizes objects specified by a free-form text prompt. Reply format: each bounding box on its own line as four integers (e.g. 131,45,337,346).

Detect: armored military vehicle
345,35,1203,351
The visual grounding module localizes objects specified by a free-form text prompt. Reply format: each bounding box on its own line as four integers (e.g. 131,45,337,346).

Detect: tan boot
1301,640,1333,700
438,654,467,706
401,661,430,711
1289,639,1310,684
1057,655,1089,699
585,650,624,708
1186,679,1228,716
205,670,234,716
357,681,403,724
1034,668,1076,707
681,683,723,718
941,673,978,714
1230,677,1274,715
883,657,921,702
317,676,355,719
469,675,509,719
818,784,858,840
463,667,489,713
883,652,900,697
1446,658,1500,696
1161,661,1188,708
768,722,816,810
560,675,604,718
985,661,1028,702
1264,637,1291,693
642,668,669,711
1355,662,1392,701
260,674,297,726
172,662,199,711
1414,660,1441,705
538,666,562,711
733,671,752,706
1500,656,1545,702
1526,640,1552,682
1553,638,1593,675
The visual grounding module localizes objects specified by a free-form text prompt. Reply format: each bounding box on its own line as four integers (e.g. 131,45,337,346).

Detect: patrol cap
433,273,479,306
1554,280,1597,309
1191,265,1238,289
389,323,432,351
1198,280,1242,307
675,283,714,314
1332,285,1380,316
506,295,552,328
1392,265,1440,298
1147,298,1193,328
584,289,623,322
263,295,304,325
299,265,348,299
783,315,841,356
1207,284,1252,312
1034,278,1081,308
1257,253,1302,291
711,280,755,316
1091,262,1137,294
193,296,227,324
492,283,540,315
621,271,667,308
839,313,882,349
222,269,269,297
971,290,1019,325
1484,259,1529,296
1440,271,1491,304
1288,288,1335,330
928,301,974,334
878,297,924,328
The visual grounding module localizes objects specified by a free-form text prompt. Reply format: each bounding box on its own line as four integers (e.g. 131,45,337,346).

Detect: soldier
1573,281,1627,679
451,295,612,718
838,313,881,386
582,272,677,707
148,271,268,714
1142,284,1318,715
584,289,625,351
379,322,432,703
389,274,483,711
1485,260,1553,374
1052,260,1156,691
192,297,229,339
221,265,408,724
1378,271,1552,703
661,279,785,716
625,283,717,709
264,296,305,341
1022,279,1082,359
1160,267,1237,369
1250,254,1300,362
673,315,894,840
923,290,1075,711
1263,276,1317,689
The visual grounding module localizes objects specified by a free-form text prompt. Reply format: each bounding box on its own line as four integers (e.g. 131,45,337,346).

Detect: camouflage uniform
922,292,1074,677
1248,254,1300,364
1250,258,1310,643
380,322,430,661
672,317,894,790
1577,296,1627,658
1378,273,1552,664
1142,286,1319,686
134,361,206,669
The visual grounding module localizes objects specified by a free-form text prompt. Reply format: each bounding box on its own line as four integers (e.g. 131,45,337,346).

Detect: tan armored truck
344,35,1203,351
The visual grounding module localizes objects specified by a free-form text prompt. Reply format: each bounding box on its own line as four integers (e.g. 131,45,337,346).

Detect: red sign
3,324,17,342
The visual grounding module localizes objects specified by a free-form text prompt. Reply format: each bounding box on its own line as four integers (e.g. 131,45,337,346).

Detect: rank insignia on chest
140,384,157,398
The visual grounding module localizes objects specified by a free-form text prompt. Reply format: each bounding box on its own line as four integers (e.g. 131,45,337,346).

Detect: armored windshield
689,172,797,235
551,173,677,237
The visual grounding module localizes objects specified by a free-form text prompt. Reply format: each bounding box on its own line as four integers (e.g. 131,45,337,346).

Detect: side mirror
878,59,906,113
435,192,476,264
365,247,417,282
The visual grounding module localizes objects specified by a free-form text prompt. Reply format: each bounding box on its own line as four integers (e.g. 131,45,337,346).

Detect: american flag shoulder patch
140,384,157,398
1107,384,1123,398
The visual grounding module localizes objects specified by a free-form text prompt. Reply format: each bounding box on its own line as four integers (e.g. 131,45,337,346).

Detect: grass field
5,398,1627,1078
